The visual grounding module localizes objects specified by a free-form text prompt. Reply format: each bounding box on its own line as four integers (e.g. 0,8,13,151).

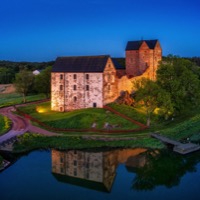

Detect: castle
51,39,162,112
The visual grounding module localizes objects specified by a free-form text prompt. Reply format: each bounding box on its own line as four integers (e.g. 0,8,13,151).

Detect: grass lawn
15,101,200,149
108,103,200,142
0,93,46,108
0,114,12,136
17,102,140,130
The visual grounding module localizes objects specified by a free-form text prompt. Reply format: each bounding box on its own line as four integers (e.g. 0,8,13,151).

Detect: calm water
1,148,200,200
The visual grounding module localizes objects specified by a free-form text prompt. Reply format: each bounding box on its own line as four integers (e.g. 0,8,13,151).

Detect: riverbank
0,154,11,171
12,133,165,153
1,99,200,155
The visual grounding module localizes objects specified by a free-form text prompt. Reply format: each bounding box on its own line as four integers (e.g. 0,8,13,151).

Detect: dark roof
126,40,158,51
52,55,110,72
111,58,125,70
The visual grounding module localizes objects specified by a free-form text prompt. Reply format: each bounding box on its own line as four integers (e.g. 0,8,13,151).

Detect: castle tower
125,40,162,80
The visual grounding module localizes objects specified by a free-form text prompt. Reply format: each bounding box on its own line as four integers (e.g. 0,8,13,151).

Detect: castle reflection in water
51,148,147,192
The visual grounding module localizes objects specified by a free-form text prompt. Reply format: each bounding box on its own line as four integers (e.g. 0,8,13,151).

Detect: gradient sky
0,0,199,61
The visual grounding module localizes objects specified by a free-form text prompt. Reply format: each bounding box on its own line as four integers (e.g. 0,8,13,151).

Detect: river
0,148,200,200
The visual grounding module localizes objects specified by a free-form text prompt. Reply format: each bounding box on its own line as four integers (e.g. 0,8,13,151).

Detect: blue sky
0,0,200,61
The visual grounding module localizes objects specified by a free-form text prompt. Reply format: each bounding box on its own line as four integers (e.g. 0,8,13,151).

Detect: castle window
86,74,89,80
93,103,97,108
74,160,77,166
74,168,77,176
86,85,89,91
73,85,77,90
111,75,115,83
60,107,63,112
60,157,64,163
73,74,77,79
74,96,77,102
107,74,111,81
60,74,63,80
60,85,63,91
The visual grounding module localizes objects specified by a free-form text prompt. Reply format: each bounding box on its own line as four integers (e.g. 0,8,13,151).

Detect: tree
134,78,173,126
14,69,34,103
157,57,200,113
34,66,52,98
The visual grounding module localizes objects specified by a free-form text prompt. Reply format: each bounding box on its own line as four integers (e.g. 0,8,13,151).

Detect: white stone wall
65,73,103,110
51,72,104,111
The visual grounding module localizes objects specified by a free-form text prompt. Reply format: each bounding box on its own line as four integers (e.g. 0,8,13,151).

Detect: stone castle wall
125,41,162,80
51,41,162,111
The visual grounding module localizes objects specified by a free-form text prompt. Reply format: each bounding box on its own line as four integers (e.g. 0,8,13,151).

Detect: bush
0,115,12,136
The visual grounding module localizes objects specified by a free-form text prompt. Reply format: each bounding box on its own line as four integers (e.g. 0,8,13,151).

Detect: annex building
51,39,162,112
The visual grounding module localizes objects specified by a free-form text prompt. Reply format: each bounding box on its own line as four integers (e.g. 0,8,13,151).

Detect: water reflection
51,148,200,193
51,148,147,192
130,150,200,191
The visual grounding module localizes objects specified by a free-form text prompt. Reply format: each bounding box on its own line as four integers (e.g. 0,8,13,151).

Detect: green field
0,93,46,108
17,101,200,142
17,102,140,130
0,114,12,136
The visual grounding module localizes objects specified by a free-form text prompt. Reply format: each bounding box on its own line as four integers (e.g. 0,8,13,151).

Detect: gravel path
0,105,60,145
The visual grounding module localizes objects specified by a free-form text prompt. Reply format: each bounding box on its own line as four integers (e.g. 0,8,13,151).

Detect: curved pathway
0,106,59,145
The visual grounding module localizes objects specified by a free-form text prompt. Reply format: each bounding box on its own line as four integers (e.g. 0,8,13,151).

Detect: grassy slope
109,103,200,142
0,93,46,108
18,102,139,130
11,101,200,152
13,133,164,153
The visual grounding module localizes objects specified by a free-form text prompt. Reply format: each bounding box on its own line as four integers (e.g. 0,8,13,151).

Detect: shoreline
0,159,11,172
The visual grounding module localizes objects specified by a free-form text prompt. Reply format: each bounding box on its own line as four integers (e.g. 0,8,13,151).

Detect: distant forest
0,60,54,84
0,56,200,84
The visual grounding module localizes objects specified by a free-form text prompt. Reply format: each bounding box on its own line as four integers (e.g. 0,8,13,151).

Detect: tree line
14,67,52,102
134,56,200,126
0,60,54,84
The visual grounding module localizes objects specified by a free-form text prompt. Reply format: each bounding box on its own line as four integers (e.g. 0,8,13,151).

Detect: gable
139,41,149,50
126,40,159,51
154,41,162,51
103,57,117,73
52,55,110,73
